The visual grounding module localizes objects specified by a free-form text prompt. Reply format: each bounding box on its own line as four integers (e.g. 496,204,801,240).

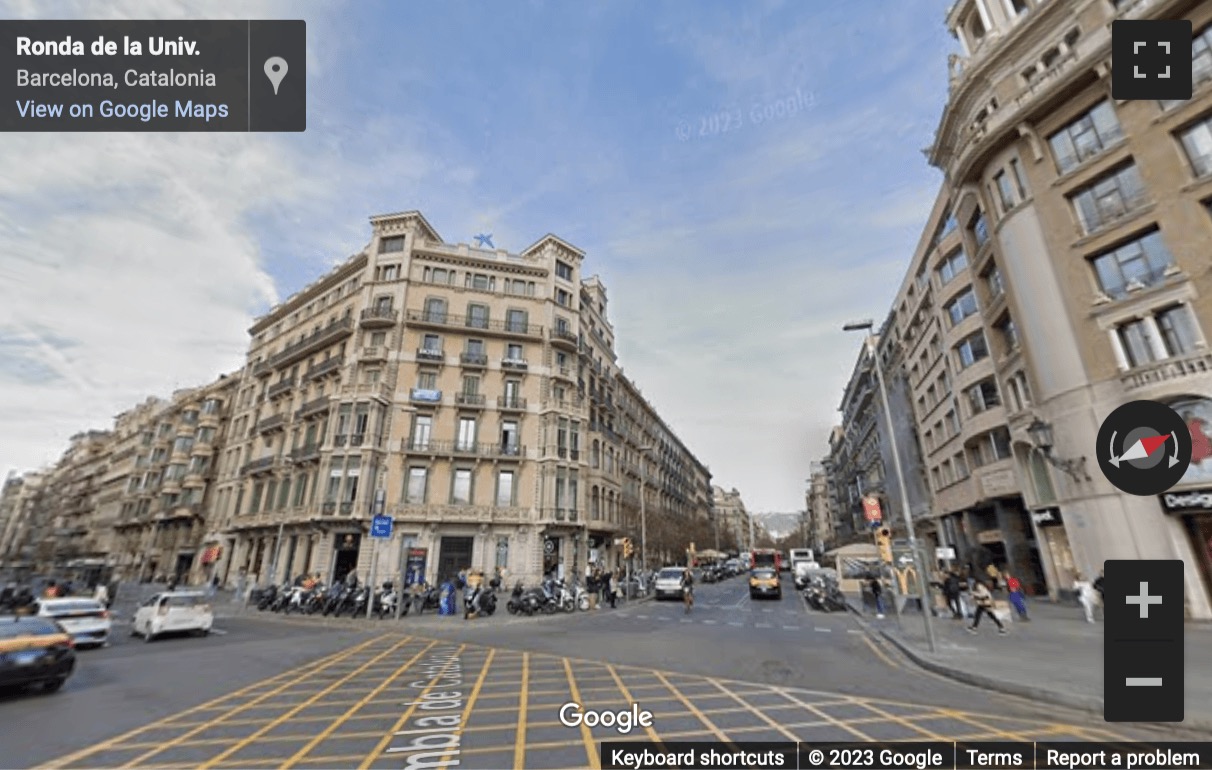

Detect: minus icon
1126,677,1163,686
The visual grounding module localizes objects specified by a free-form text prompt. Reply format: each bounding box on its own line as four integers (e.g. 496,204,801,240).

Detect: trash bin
438,581,457,616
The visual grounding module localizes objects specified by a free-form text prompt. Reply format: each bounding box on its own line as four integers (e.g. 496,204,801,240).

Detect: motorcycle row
802,575,849,612
252,578,472,619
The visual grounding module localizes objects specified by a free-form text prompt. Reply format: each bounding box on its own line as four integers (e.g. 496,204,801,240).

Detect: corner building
217,211,710,588
930,0,1212,615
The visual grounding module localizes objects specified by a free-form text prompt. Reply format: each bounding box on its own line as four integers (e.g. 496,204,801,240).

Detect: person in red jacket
1006,572,1029,620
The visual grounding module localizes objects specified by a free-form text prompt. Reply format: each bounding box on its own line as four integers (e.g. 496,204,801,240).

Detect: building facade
210,211,710,589
710,486,752,552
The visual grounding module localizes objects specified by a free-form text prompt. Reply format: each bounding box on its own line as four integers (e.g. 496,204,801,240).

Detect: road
0,573,1190,769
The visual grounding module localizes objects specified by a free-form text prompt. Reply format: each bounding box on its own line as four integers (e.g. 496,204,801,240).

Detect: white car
35,598,112,648
133,591,214,642
653,567,688,600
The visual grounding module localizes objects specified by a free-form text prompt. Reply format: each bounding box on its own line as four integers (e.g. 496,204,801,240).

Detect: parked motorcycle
410,583,440,614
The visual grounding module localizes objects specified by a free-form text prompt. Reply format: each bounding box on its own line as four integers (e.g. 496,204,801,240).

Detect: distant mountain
753,512,803,541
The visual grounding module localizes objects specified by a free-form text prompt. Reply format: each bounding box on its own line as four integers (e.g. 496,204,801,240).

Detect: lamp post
1027,418,1091,482
639,445,654,572
844,319,937,653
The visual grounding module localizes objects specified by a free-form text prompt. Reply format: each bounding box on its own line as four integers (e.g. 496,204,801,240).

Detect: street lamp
844,319,938,654
1026,418,1091,482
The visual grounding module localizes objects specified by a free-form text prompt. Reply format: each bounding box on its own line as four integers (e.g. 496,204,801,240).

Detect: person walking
943,571,962,619
586,569,599,610
93,582,110,607
869,576,885,619
681,568,695,613
1074,573,1099,623
1005,572,1029,620
608,569,620,609
966,579,1007,634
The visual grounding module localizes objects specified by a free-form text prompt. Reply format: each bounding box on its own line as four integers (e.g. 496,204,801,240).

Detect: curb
846,605,1212,734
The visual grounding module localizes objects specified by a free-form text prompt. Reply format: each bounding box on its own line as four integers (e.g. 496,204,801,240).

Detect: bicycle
683,585,694,613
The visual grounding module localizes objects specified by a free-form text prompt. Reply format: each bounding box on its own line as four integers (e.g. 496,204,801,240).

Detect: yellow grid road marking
564,657,602,770
279,638,439,768
653,670,731,742
512,652,529,770
356,643,469,769
35,634,387,770
437,648,495,766
607,663,666,745
843,694,949,740
194,636,420,769
774,686,873,740
706,677,801,740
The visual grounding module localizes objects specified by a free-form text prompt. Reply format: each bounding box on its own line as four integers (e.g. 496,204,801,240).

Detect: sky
0,0,956,512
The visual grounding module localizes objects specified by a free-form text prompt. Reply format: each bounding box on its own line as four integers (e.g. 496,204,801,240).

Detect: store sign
861,495,882,524
1159,487,1212,513
1031,508,1065,528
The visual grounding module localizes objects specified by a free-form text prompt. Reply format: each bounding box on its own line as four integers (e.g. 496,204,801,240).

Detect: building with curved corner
926,0,1212,615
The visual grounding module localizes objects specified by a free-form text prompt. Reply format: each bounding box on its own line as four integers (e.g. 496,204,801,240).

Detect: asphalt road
0,573,1189,770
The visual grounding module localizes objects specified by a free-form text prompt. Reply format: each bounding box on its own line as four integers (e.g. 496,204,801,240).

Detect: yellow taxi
0,616,77,693
749,567,782,600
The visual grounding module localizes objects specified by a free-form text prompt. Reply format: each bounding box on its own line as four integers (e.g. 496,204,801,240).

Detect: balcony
306,357,344,381
271,317,354,369
360,346,387,362
455,393,486,408
257,413,286,433
291,444,321,463
550,328,578,348
267,378,296,400
541,508,579,522
251,361,271,378
1121,350,1212,392
497,396,527,411
294,396,330,420
390,504,530,524
360,307,399,328
241,456,277,475
410,388,442,404
399,439,526,459
552,365,575,381
501,357,528,371
416,347,445,363
405,309,543,338
459,352,488,368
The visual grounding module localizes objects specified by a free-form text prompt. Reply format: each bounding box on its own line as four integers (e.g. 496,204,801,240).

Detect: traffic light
622,538,634,558
874,527,893,563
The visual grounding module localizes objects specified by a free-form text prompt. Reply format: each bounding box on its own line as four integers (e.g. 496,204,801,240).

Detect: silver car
653,567,688,600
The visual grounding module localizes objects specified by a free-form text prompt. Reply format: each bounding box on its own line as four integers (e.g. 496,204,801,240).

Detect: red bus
750,549,780,571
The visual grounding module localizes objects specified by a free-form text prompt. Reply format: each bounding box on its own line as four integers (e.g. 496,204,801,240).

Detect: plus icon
1112,19,1192,101
1125,581,1163,618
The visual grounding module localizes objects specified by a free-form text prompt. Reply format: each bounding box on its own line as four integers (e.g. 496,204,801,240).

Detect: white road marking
680,619,693,623
847,629,862,634
782,625,799,630
702,619,717,624
756,623,773,628
728,622,744,627
636,615,649,619
208,628,228,636
815,627,832,632
762,608,773,613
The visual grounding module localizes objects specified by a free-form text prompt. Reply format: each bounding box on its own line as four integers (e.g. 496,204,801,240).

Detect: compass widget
1097,400,1193,496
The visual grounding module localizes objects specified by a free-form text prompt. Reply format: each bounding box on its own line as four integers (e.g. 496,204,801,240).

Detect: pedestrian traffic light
875,527,893,563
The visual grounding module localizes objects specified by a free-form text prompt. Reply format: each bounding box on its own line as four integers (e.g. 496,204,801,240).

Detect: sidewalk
855,599,1212,732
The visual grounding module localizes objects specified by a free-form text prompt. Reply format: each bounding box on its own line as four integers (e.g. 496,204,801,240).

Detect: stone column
1108,329,1131,371
1142,315,1169,361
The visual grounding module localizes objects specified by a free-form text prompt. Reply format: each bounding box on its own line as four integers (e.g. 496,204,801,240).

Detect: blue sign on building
370,514,393,539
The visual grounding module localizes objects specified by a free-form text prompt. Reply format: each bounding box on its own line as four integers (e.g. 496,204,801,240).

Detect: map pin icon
264,56,288,95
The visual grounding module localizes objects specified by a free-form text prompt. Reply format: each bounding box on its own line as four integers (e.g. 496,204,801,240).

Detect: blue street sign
370,514,393,539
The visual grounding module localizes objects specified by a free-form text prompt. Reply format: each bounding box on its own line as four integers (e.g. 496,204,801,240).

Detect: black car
0,616,76,693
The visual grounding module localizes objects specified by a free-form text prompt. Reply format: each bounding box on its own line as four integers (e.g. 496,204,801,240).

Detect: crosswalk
612,604,862,634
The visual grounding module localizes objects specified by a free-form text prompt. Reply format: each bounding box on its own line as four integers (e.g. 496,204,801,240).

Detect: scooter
506,582,526,615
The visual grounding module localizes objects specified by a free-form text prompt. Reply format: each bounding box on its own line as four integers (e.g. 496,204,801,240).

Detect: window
293,474,308,506
467,272,493,291
504,379,521,404
970,209,989,248
406,467,427,504
380,236,405,253
421,334,441,352
1090,230,1175,298
466,304,489,329
411,415,432,449
967,379,1001,413
428,267,452,285
277,478,291,509
201,398,221,415
379,264,400,281
557,418,569,457
416,371,437,390
1010,158,1029,199
937,249,967,284
991,427,1013,460
505,309,528,333
352,404,370,439
465,339,485,357
342,457,360,503
555,288,572,307
993,171,1016,212
1116,318,1158,368
1048,101,1123,172
496,537,510,569
501,420,519,454
505,343,524,361
954,453,970,481
423,298,447,323
1179,115,1212,177
996,316,1020,351
556,260,573,280
984,266,1005,299
457,417,477,451
1070,163,1146,233
374,295,393,312
369,331,387,346
1156,304,1200,356
452,469,472,504
955,332,989,368
496,471,515,506
945,289,979,326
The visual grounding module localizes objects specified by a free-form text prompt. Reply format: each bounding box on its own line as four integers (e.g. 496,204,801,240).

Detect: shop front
1159,488,1212,602
1029,507,1075,600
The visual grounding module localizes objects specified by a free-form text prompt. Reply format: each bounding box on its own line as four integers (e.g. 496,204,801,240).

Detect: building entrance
437,536,474,583
332,533,361,583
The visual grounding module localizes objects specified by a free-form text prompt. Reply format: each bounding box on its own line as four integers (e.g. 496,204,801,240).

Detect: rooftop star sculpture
474,233,494,248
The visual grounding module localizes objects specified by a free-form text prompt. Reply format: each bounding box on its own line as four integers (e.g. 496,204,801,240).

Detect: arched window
591,440,600,469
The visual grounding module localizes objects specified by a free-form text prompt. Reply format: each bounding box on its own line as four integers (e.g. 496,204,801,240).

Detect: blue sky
1,0,956,512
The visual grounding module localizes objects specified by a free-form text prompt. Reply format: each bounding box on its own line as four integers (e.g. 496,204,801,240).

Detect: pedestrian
985,563,1002,593
1005,572,1029,620
586,570,599,610
608,569,619,609
869,576,885,619
43,580,59,599
943,571,962,619
93,582,110,607
1074,573,1099,623
1092,570,1105,603
966,579,1007,635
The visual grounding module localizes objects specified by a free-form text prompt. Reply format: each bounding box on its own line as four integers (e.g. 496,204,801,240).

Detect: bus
750,549,781,571
789,549,816,569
